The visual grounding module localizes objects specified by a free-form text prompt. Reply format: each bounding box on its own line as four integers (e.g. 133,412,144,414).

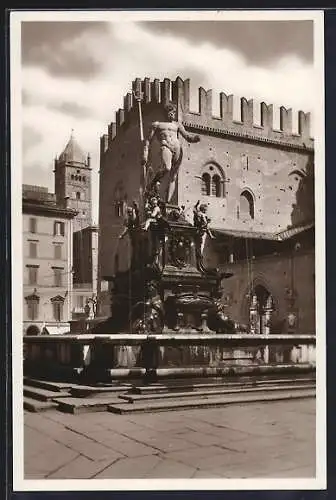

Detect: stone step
23,377,73,392
108,389,316,414
24,396,59,413
23,385,71,402
70,384,132,399
55,396,123,415
130,375,315,394
119,382,316,403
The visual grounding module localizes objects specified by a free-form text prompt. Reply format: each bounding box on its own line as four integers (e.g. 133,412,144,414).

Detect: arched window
212,174,221,197
201,173,211,196
239,190,255,219
200,164,225,197
26,325,40,336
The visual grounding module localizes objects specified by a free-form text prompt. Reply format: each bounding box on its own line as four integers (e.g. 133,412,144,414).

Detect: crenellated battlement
100,77,314,151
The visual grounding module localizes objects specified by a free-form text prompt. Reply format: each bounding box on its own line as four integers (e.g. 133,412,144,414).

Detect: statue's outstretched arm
178,123,201,143
142,123,157,165
119,226,128,239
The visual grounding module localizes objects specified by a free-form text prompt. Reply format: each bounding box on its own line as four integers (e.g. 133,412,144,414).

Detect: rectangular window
27,266,38,285
53,268,63,287
54,221,65,236
53,302,63,321
29,242,37,258
77,295,84,308
27,300,39,320
54,244,62,260
29,217,37,233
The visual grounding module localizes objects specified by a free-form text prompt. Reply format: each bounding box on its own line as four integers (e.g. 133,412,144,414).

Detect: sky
21,18,316,223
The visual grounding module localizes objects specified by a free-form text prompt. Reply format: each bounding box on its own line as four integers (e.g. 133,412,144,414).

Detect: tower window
29,241,37,258
71,174,74,180
54,221,65,236
77,169,80,174
76,191,81,200
239,190,255,220
78,176,82,181
83,176,86,182
115,201,124,217
29,217,37,234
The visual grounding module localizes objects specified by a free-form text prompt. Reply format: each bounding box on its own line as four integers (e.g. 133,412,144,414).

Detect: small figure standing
142,102,201,203
119,202,139,240
144,197,162,230
193,200,214,252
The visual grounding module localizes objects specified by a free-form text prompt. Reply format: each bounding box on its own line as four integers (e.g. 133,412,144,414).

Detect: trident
133,89,146,219
133,89,144,141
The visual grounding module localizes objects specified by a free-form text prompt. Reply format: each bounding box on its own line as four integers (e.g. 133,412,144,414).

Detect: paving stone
192,469,223,478
24,426,57,459
50,429,124,462
261,465,316,478
164,445,230,468
24,398,317,480
25,413,68,439
123,430,199,453
84,430,158,457
145,458,196,478
46,455,119,479
93,455,162,478
25,441,78,478
175,430,224,447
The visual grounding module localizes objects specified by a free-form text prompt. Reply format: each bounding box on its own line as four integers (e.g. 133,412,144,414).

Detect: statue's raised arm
178,122,201,144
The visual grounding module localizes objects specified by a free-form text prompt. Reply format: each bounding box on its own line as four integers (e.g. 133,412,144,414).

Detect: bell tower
54,131,92,232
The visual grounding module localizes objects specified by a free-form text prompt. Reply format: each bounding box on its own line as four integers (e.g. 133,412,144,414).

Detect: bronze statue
142,102,201,203
119,201,140,240
193,200,214,255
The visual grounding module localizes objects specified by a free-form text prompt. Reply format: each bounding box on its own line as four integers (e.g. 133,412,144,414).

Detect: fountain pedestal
93,204,234,336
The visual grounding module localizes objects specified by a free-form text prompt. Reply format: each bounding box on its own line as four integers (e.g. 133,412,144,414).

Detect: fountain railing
23,333,316,382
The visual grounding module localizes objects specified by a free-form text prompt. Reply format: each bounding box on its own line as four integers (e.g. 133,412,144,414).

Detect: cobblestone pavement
24,398,316,479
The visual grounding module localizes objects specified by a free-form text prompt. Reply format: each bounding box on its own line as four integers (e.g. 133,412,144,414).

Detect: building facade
22,185,77,335
98,77,315,334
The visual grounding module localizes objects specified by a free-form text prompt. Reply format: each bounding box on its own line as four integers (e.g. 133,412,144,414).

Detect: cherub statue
119,201,139,240
144,196,162,230
142,102,201,203
144,196,170,232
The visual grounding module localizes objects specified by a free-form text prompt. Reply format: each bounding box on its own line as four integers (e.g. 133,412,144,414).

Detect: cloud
21,21,110,79
20,20,317,223
141,21,314,66
22,125,43,155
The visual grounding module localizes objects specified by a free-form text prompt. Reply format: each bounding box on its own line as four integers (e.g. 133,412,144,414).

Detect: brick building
22,185,77,335
98,77,315,333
